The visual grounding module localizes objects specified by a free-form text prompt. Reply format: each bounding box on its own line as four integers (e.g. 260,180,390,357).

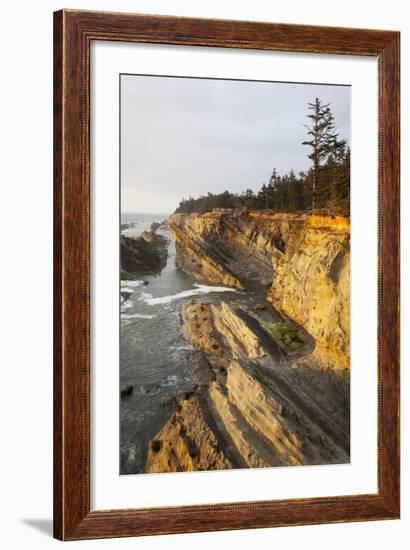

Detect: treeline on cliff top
175,98,350,217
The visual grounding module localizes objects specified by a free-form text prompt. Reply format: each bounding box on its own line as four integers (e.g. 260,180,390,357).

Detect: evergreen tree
286,169,299,212
337,147,350,215
267,167,280,209
302,98,345,210
257,184,269,209
295,171,306,211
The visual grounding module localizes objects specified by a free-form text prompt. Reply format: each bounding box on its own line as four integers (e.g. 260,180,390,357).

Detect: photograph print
120,74,350,476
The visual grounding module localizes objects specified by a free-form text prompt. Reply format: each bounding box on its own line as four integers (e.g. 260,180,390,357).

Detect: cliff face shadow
21,519,53,537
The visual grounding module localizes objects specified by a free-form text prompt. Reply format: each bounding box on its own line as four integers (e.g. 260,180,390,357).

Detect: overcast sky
121,74,350,214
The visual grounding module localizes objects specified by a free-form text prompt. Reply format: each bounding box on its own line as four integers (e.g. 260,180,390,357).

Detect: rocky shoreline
142,210,350,473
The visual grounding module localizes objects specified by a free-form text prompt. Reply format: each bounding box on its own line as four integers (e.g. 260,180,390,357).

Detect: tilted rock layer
145,299,349,473
169,211,350,370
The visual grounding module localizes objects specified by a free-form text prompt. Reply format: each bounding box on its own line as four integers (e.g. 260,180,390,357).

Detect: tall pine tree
302,98,346,210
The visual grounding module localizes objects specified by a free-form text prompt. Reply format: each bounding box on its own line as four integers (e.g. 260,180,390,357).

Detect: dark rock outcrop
121,231,168,279
121,385,133,398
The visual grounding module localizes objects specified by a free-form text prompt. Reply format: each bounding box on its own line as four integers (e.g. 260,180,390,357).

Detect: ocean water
121,212,169,238
120,219,240,475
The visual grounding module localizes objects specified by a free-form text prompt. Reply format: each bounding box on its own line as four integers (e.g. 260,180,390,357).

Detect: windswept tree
302,98,346,210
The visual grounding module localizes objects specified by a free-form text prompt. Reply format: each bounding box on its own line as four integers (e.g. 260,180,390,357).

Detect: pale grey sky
121,74,350,214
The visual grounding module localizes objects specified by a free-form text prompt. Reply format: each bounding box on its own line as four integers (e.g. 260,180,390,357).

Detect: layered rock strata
145,210,350,473
145,299,350,473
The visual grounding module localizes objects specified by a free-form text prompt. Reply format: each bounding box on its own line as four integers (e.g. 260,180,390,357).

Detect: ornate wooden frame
53,9,400,540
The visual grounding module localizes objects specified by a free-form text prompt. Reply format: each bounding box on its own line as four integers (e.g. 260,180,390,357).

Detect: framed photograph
54,9,400,540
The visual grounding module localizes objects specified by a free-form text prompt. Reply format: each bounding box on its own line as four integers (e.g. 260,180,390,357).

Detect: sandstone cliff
169,211,350,370
267,215,350,370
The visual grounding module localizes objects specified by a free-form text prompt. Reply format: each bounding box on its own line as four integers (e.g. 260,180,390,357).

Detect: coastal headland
125,209,351,473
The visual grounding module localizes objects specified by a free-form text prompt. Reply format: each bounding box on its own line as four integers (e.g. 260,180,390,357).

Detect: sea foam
121,280,145,294
141,283,237,306
121,312,156,320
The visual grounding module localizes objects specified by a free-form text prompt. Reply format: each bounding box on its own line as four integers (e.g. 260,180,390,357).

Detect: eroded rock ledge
168,211,350,369
145,298,350,473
